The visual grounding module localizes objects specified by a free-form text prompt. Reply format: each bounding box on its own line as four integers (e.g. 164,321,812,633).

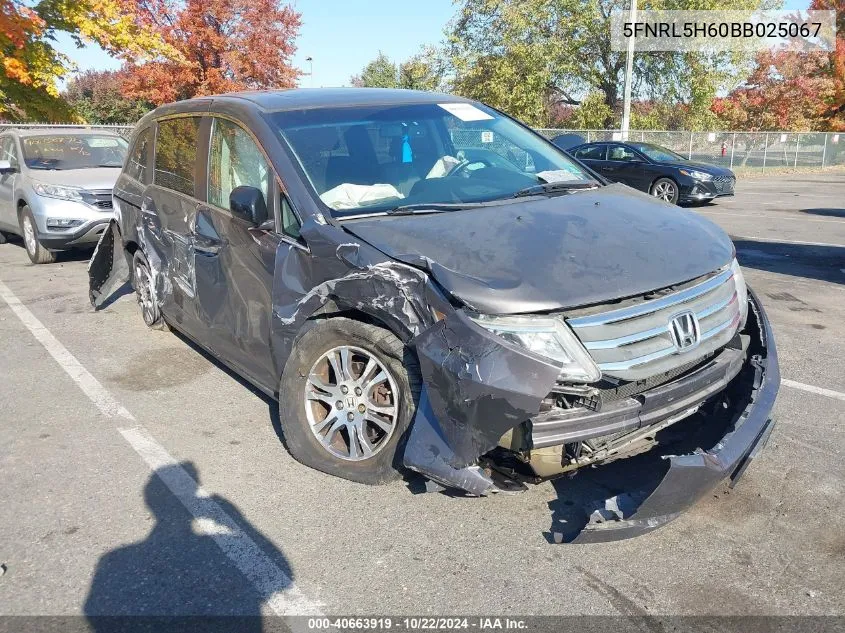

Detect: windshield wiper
513,182,599,198
384,202,476,216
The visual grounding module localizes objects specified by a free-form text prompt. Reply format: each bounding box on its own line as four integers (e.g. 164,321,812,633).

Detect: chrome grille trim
568,267,734,328
595,311,740,373
566,264,743,380
584,290,737,352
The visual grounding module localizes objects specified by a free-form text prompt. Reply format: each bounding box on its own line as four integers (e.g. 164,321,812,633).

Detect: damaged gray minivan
89,89,779,541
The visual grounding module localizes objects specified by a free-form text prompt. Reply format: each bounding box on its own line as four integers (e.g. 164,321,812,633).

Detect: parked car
0,128,128,263
88,89,778,542
567,140,736,205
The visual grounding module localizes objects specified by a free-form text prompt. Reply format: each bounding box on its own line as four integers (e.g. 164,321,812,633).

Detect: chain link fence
3,122,843,172
535,129,845,171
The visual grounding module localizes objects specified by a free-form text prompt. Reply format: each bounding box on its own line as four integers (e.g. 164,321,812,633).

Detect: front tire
19,206,57,264
651,178,679,205
278,317,420,484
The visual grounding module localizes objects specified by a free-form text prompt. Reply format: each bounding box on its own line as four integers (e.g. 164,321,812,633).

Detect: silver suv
0,128,128,264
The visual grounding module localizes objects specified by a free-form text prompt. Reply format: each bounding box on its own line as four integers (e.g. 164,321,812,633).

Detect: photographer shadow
84,462,294,632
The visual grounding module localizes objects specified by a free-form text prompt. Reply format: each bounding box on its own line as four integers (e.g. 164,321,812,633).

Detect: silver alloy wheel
304,345,400,461
133,260,156,326
653,180,676,202
22,215,36,255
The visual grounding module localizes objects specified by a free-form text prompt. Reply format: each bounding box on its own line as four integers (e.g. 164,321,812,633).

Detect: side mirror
0,159,15,174
229,185,267,226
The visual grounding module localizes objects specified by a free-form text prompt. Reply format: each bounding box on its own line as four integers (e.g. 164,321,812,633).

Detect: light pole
620,0,637,140
306,56,313,87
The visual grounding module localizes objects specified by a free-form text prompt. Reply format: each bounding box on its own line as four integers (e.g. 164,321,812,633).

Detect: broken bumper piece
561,291,779,543
88,219,131,309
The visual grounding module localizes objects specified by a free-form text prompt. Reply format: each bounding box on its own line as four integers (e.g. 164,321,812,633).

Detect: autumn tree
808,0,844,130
63,70,152,123
121,0,301,105
0,0,176,121
711,49,836,131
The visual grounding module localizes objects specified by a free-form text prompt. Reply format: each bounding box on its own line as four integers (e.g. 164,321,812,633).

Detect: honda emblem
669,311,700,352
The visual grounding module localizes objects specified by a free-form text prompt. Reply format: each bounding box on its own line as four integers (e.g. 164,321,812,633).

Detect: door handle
193,233,224,256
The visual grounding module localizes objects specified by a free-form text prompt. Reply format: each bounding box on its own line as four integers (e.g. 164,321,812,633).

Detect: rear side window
154,117,200,196
126,127,151,182
608,145,639,162
574,145,606,160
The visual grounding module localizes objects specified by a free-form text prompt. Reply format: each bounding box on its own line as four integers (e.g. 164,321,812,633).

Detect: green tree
63,70,152,123
399,48,444,91
444,0,777,128
350,52,399,88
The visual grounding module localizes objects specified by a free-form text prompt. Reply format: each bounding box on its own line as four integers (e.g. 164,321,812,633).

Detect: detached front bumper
403,290,778,541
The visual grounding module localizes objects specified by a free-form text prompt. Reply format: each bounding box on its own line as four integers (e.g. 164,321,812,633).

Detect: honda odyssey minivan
89,89,779,542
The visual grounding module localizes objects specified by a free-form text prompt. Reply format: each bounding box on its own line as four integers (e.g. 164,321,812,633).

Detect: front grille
80,189,113,210
713,175,735,193
566,267,742,381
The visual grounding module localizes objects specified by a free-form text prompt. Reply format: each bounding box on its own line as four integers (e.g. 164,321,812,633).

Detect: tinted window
154,117,200,196
208,118,270,208
574,145,606,160
608,145,640,162
0,137,18,168
126,127,151,182
21,135,127,170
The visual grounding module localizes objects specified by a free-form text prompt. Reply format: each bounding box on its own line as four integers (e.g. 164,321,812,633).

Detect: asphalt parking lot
1,173,844,620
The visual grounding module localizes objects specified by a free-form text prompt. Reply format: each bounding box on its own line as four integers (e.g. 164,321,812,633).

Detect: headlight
730,258,749,329
679,169,713,181
33,182,84,202
469,314,601,383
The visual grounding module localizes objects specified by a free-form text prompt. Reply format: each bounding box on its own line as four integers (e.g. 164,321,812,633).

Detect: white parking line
731,236,845,248
0,277,323,617
699,211,845,224
0,279,135,421
783,379,845,403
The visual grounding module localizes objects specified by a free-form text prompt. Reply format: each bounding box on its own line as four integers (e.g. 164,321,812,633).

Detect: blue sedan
563,140,736,205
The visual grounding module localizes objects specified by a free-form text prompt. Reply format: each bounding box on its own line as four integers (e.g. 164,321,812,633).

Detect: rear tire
278,317,421,484
0,231,9,244
650,178,680,205
19,206,57,264
132,250,168,330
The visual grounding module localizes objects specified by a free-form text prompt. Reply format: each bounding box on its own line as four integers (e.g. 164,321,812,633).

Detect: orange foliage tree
121,0,302,105
712,2,845,132
1,0,177,120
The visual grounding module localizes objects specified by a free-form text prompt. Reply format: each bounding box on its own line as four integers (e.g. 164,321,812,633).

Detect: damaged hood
343,183,734,314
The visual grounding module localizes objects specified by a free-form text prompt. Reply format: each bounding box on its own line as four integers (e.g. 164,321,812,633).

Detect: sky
53,0,458,88
54,0,813,88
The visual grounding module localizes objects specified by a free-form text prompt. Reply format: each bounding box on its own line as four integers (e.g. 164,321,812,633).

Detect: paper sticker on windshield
481,131,494,143
438,103,494,122
87,138,120,148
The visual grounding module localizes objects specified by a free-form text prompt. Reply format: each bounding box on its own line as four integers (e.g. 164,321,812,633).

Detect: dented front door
189,116,281,390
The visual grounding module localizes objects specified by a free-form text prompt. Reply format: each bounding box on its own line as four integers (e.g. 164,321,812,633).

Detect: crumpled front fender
403,310,561,495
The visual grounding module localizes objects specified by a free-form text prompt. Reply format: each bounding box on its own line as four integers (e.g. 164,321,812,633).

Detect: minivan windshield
628,142,687,163
21,134,128,170
271,102,598,216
